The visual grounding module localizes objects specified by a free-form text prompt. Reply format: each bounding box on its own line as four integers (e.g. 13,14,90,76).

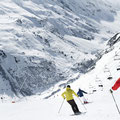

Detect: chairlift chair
114,54,120,60
98,84,103,87
104,65,110,73
117,64,120,70
107,76,113,80
93,89,97,92
117,67,120,71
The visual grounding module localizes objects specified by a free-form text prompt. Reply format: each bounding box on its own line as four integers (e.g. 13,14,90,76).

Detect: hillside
0,0,120,96
1,30,120,120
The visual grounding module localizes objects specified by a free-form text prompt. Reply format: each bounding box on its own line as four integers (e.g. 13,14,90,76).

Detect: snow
0,0,120,119
0,91,120,120
0,37,120,120
1,0,120,96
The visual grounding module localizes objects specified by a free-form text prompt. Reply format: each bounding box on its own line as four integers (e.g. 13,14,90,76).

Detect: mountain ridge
0,0,120,96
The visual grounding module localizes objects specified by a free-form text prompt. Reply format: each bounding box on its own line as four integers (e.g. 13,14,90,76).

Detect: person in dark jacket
77,88,88,104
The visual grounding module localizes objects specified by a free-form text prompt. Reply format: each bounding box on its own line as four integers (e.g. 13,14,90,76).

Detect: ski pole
111,92,120,114
78,97,87,112
58,99,65,113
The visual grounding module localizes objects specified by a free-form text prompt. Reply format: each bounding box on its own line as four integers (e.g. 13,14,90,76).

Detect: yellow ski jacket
61,87,78,101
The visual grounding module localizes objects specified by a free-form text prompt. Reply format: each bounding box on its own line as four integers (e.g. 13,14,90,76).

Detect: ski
70,112,86,116
84,101,93,104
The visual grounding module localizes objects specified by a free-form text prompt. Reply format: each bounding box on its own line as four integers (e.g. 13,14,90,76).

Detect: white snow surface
1,34,120,120
0,0,120,96
0,0,120,119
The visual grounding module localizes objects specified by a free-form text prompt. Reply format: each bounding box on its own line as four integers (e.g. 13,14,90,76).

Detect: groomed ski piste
1,0,120,120
0,38,120,120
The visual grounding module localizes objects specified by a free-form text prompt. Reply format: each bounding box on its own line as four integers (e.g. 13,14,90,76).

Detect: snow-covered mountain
0,0,120,96
1,28,120,120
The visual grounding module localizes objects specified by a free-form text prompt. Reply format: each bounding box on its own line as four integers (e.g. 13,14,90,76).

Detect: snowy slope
0,36,120,120
0,0,120,96
1,1,120,120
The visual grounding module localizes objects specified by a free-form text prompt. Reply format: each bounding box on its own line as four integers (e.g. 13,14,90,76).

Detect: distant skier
61,85,81,115
110,77,120,93
77,88,88,104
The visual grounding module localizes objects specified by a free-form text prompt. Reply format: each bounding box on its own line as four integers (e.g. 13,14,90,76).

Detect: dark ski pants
67,99,80,113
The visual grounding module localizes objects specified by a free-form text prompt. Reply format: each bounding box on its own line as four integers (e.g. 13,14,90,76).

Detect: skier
77,88,88,104
61,85,81,115
1,97,3,103
110,77,120,93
